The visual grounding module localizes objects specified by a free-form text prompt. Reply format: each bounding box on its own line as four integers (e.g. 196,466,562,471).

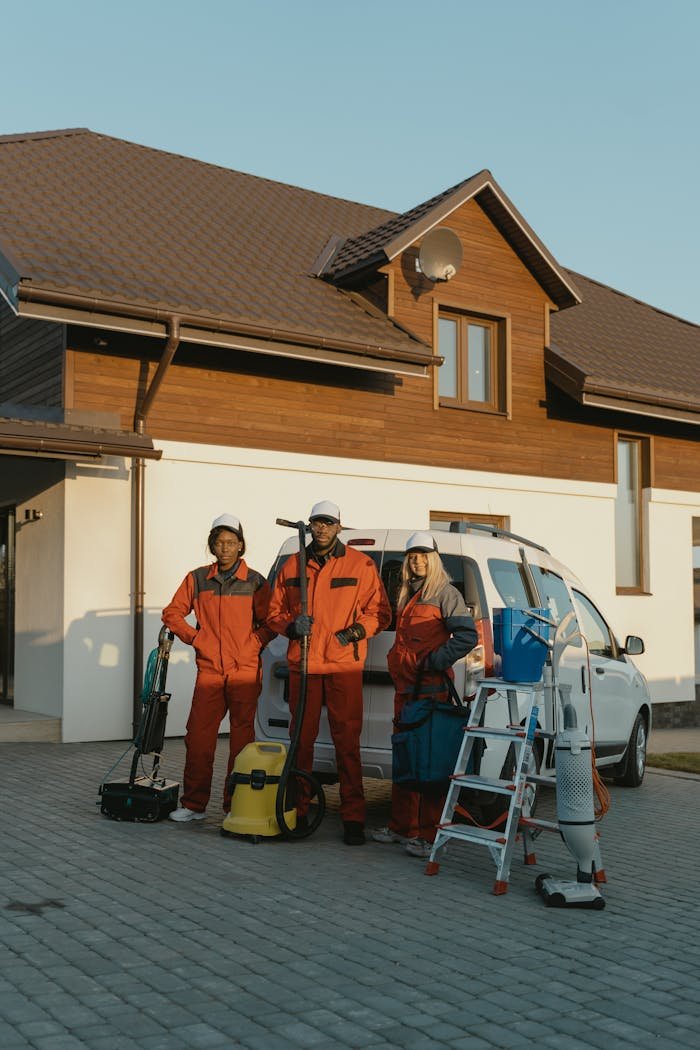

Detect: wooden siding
66,197,700,493
0,299,64,407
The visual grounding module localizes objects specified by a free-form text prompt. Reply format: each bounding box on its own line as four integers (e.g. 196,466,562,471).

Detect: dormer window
437,308,507,412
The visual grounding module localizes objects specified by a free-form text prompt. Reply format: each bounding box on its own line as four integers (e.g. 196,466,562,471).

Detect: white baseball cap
309,500,340,523
405,531,438,553
211,513,242,535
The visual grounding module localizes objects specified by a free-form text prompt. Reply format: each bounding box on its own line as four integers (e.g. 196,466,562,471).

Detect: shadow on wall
56,607,198,738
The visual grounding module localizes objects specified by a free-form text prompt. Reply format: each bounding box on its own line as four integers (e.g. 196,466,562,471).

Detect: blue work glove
335,623,366,646
287,614,313,639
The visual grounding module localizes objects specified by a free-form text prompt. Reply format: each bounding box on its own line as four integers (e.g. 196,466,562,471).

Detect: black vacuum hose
274,519,326,839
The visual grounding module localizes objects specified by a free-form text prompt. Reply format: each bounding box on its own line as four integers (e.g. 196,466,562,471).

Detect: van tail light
347,538,376,545
476,617,495,675
464,617,494,699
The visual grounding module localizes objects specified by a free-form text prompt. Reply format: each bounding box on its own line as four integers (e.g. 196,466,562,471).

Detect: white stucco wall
61,457,132,742
13,439,694,741
144,440,699,739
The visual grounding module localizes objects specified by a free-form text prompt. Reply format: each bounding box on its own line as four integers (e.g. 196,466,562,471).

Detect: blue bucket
492,607,552,682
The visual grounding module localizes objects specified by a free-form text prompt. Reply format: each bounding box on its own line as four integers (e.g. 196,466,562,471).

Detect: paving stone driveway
1,739,698,1050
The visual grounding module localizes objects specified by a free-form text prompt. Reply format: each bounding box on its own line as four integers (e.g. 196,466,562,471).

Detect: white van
255,524,651,805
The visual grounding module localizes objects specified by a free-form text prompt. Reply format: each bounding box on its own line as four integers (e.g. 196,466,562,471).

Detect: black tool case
100,775,179,822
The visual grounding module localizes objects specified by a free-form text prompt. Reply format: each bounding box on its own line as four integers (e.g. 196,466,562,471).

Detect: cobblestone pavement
1,739,699,1050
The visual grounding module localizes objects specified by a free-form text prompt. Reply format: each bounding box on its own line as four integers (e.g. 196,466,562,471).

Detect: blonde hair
397,549,450,611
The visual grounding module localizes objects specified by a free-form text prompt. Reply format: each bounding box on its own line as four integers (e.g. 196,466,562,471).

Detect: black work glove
287,614,313,639
335,623,366,646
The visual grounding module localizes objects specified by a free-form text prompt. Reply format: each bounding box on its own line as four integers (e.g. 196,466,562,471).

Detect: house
0,128,698,742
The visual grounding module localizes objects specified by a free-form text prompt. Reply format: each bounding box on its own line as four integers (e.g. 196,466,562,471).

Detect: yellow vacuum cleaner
220,516,326,843
221,742,297,841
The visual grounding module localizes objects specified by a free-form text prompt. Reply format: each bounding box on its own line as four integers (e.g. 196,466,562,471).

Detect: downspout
132,316,181,734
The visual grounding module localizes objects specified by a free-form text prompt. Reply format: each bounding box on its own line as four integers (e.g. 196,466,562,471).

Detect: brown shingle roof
1,130,696,416
548,271,700,421
324,176,473,277
323,169,581,310
0,129,428,363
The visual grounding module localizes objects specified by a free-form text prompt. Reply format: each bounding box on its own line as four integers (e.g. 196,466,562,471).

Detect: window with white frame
615,435,649,593
437,309,505,411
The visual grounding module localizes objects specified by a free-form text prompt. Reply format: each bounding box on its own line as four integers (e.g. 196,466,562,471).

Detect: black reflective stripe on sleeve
330,577,359,588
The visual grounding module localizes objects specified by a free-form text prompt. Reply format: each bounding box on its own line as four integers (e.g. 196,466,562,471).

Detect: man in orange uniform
267,500,391,845
163,513,274,820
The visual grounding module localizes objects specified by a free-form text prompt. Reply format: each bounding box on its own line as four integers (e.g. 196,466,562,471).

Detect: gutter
131,315,181,735
18,284,436,369
0,431,162,459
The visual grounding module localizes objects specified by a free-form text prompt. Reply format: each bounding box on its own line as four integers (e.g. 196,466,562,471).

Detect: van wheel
614,712,647,787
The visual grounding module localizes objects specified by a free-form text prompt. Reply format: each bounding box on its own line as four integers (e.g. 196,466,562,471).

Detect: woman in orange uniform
373,531,478,858
163,513,274,821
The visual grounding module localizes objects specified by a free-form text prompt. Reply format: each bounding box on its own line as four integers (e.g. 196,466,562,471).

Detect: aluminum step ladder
425,676,555,895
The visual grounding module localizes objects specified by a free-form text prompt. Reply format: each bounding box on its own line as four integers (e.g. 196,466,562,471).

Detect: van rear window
381,552,483,629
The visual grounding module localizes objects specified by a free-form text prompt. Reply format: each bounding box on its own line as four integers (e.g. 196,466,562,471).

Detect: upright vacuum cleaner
529,611,606,909
221,517,325,841
99,626,180,822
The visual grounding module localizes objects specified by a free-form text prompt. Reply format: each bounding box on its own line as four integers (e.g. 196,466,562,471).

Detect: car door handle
595,667,605,675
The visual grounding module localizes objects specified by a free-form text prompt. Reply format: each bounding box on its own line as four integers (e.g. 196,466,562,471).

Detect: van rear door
365,533,485,750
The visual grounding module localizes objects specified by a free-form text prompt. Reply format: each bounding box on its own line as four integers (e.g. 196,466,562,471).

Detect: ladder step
451,774,515,794
526,773,555,786
464,726,555,741
438,823,508,845
465,727,526,740
475,678,546,692
519,816,559,832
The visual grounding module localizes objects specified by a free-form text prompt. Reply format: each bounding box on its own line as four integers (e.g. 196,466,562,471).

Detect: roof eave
0,246,21,311
545,347,700,425
0,419,162,461
17,282,437,378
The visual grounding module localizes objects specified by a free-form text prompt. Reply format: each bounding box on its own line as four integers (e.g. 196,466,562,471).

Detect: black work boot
343,821,366,846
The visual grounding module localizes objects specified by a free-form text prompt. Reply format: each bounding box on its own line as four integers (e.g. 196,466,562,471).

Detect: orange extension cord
586,647,611,820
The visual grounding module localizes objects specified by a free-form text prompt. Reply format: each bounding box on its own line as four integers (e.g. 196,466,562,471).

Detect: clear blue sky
3,0,699,323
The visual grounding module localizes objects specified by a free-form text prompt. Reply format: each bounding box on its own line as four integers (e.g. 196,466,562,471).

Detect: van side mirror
623,635,645,656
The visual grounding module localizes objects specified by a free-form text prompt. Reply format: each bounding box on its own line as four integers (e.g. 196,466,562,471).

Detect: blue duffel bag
392,679,474,789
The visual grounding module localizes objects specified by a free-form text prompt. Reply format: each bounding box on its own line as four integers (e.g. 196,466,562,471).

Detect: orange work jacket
387,581,477,695
267,541,391,675
163,559,273,680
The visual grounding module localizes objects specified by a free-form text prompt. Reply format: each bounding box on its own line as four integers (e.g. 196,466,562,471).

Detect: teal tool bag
391,674,475,789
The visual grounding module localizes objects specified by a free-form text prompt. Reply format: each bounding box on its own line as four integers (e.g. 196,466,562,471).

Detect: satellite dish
418,227,463,282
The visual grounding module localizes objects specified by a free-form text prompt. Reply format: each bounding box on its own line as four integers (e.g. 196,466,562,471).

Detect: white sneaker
404,838,433,859
371,826,410,844
169,807,206,822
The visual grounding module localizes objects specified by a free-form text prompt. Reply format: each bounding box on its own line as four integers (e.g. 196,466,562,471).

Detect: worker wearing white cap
163,513,274,821
267,500,391,845
372,530,478,858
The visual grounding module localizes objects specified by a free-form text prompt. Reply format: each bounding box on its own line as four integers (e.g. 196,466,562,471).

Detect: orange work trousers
288,670,365,823
389,692,447,842
182,669,261,812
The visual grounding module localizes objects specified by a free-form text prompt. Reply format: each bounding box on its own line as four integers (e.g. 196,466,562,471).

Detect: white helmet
309,500,340,523
211,513,242,535
405,531,438,552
